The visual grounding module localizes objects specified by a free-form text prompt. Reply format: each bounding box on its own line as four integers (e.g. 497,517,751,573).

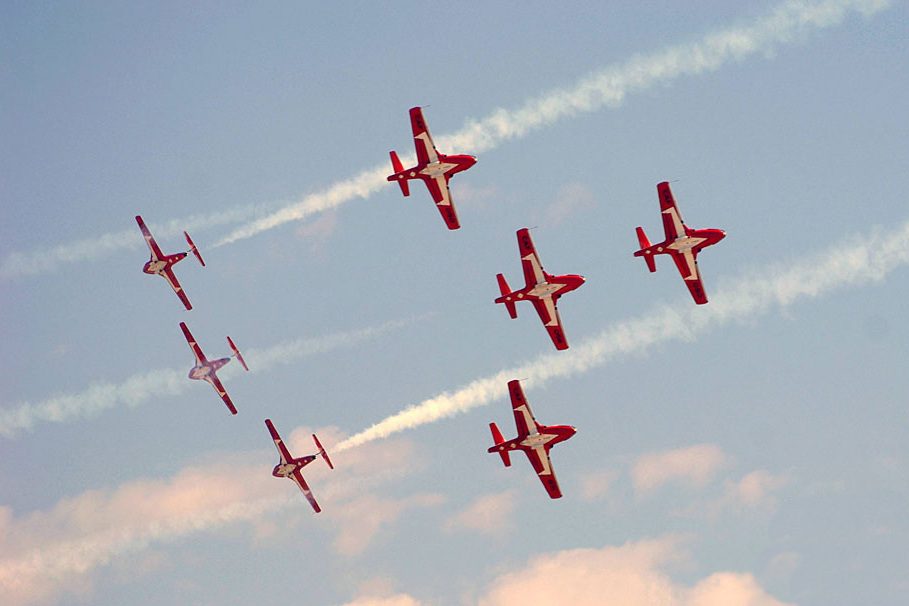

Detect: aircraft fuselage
655,229,725,255
188,357,230,381
498,424,575,452
394,153,476,184
272,455,316,478
527,274,585,299
143,252,187,276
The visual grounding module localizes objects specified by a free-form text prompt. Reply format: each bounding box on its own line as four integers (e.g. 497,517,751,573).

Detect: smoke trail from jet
212,0,890,246
1,0,889,278
0,316,422,438
334,219,909,451
0,201,276,280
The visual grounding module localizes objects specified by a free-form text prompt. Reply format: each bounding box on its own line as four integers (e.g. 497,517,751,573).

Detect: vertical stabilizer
495,274,518,319
388,151,410,196
489,422,511,467
635,227,657,272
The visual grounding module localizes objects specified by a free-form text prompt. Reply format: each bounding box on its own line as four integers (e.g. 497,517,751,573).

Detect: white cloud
540,182,596,226
342,595,425,606
294,208,339,256
444,490,517,536
0,432,425,605
326,492,446,558
632,444,730,495
728,470,790,509
476,537,793,606
578,468,618,502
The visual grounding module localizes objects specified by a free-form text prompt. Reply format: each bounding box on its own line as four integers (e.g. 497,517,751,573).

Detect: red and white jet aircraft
265,419,334,513
488,379,576,499
634,182,725,305
179,321,248,415
387,107,477,230
136,215,205,310
495,228,585,350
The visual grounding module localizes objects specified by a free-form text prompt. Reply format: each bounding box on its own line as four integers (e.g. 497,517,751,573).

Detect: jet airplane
136,215,205,310
265,419,334,513
179,321,248,415
495,228,585,350
488,379,576,499
387,106,477,230
634,182,725,304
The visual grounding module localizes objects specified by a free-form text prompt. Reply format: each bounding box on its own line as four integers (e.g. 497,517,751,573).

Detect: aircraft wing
532,296,569,350
409,107,439,166
265,419,293,465
179,322,207,364
162,266,192,310
658,182,686,241
423,176,461,229
523,446,563,499
291,469,321,513
136,215,165,260
672,249,708,304
517,228,545,288
206,374,238,415
508,379,535,439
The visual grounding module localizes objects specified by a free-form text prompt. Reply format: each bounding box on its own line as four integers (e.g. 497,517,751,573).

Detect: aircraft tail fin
388,151,410,196
312,434,334,470
495,274,518,319
634,227,657,272
488,422,511,467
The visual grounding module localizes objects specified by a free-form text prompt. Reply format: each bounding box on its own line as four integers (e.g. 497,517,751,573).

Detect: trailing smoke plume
0,316,421,438
335,219,909,451
0,0,888,278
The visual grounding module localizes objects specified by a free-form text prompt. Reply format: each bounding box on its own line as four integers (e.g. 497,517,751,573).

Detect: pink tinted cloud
0,430,424,605
632,444,729,495
477,537,793,606
444,490,517,536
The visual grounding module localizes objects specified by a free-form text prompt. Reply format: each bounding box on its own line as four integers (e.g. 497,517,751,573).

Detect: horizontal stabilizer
227,337,249,371
635,227,657,272
313,434,334,470
495,274,518,319
388,151,410,196
489,422,511,467
184,231,205,267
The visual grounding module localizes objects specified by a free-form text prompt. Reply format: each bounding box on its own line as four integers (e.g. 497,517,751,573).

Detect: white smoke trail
0,201,276,280
1,0,889,278
335,219,909,451
213,0,890,246
0,316,422,438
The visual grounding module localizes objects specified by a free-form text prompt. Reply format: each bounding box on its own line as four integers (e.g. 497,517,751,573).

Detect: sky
1,1,908,604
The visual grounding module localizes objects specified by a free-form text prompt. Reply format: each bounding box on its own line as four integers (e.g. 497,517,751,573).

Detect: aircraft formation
137,106,724,508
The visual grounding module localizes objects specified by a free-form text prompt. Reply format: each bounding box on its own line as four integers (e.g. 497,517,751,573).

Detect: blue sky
2,1,908,604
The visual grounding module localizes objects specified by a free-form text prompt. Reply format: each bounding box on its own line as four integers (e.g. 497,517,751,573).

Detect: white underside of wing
434,175,451,206
522,253,546,285
414,132,439,164
533,446,552,476
662,207,686,239
542,296,558,327
682,250,698,280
